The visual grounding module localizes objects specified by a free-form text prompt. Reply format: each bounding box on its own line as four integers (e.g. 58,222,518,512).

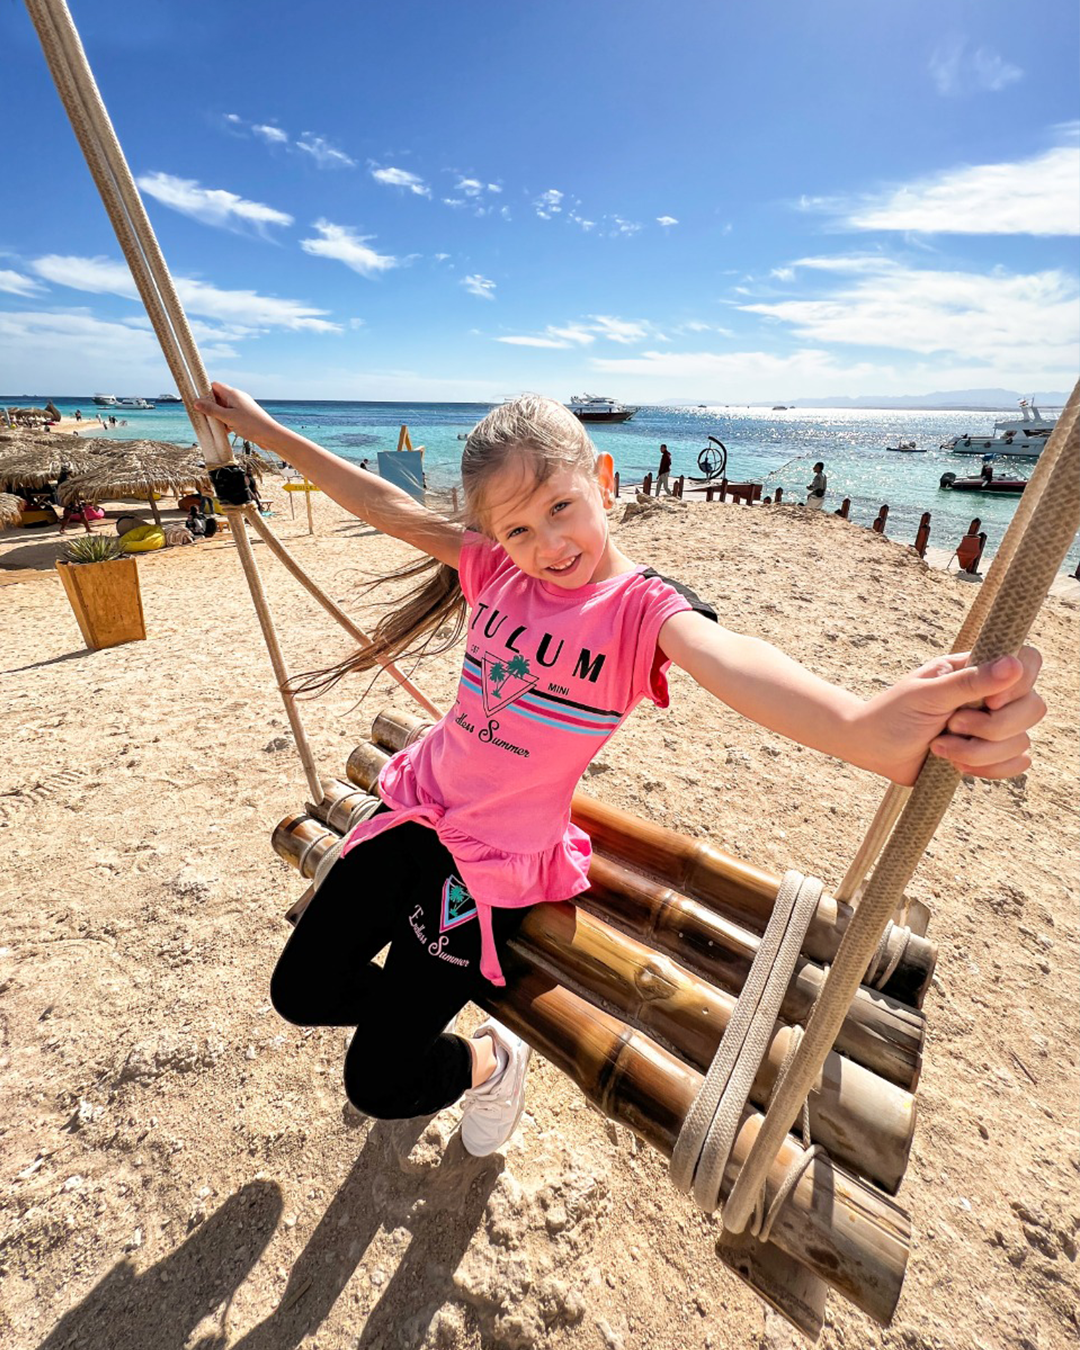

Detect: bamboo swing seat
26,1,1079,1336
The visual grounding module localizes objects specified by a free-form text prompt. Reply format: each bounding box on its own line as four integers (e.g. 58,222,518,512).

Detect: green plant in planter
60,534,122,564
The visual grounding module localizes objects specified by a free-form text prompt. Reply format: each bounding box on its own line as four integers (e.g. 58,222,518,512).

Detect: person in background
806,462,827,509
655,444,673,496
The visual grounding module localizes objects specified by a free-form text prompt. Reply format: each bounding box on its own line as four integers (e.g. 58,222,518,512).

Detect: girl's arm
658,610,1044,786
193,383,464,569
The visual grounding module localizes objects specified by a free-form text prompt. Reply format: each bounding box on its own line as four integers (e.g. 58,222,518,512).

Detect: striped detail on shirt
460,653,622,737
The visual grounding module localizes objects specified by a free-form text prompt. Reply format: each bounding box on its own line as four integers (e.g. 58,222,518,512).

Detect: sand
0,487,1077,1350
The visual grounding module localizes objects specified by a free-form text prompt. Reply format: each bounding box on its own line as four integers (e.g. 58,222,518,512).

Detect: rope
722,387,1079,1235
671,871,822,1213
26,0,446,802
835,379,1080,905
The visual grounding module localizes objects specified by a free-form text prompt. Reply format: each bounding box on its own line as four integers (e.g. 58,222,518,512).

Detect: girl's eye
552,499,571,515
506,526,525,539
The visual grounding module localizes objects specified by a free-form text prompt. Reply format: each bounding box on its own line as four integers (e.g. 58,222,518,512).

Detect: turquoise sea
6,396,1077,574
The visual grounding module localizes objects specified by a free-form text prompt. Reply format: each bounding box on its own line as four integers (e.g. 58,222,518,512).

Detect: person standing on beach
806,461,827,509
655,443,673,496
195,383,1046,1160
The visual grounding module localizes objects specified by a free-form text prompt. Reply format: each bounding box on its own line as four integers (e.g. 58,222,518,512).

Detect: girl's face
483,455,617,588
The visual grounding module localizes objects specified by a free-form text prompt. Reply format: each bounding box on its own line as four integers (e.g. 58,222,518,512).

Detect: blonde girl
196,386,1044,1156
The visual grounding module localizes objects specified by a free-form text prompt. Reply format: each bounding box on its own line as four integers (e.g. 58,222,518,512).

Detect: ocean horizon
5,395,1076,573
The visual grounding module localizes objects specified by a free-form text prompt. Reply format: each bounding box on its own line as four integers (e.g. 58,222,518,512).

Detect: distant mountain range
672,388,1071,410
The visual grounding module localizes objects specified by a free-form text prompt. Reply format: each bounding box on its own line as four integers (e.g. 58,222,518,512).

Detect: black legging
270,820,530,1120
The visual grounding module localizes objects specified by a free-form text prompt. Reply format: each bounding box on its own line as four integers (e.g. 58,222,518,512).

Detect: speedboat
568,393,638,423
886,441,923,453
156,393,183,404
92,393,119,407
941,401,1060,459
939,469,1027,496
116,397,155,410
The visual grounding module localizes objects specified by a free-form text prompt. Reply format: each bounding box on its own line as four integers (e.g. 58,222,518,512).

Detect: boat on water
886,441,924,453
939,469,1028,496
941,400,1060,459
568,393,638,423
116,397,155,410
156,393,183,404
92,393,119,407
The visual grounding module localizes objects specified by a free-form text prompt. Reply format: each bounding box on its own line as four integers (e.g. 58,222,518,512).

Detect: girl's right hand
193,382,280,446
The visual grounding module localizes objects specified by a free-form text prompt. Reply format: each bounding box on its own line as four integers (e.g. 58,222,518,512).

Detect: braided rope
671,872,823,1212
723,387,1079,1234
835,380,1080,905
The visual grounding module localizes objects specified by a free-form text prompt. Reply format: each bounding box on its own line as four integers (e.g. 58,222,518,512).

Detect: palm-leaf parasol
0,491,24,526
57,440,203,524
0,438,98,489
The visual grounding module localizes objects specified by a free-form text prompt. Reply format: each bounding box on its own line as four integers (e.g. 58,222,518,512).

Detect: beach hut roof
0,438,98,487
0,492,24,526
56,440,204,505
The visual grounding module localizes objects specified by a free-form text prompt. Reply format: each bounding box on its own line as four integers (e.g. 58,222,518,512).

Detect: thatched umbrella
57,440,203,525
0,439,97,490
0,492,24,526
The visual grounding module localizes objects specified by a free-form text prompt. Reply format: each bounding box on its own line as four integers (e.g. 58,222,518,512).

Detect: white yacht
92,393,119,407
156,393,183,404
116,397,155,410
942,401,1061,459
568,393,639,423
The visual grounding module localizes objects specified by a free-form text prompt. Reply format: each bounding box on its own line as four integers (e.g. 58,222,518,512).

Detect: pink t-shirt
342,532,711,984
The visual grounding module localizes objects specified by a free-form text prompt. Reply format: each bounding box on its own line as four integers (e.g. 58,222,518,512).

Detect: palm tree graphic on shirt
480,652,536,715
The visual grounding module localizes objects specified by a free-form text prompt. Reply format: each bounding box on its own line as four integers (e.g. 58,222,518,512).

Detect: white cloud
0,269,44,297
461,274,496,300
568,211,595,231
252,124,289,145
929,39,1023,96
136,172,294,234
487,183,502,194
296,135,356,169
607,215,642,237
588,314,648,344
371,165,431,197
497,335,569,348
822,144,1080,236
770,266,795,282
30,253,340,332
442,198,464,208
656,215,679,227
300,221,399,278
456,177,485,197
534,188,564,219
737,255,1079,372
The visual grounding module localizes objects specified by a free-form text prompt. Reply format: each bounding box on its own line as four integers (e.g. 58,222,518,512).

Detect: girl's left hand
862,647,1045,785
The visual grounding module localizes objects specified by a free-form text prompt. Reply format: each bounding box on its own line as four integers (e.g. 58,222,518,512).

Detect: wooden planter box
56,557,146,650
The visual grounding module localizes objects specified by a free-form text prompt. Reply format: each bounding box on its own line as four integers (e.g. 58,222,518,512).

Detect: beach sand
0,489,1077,1350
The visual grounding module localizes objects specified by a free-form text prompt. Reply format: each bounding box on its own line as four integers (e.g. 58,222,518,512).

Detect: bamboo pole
272,810,916,1190
304,478,314,535
332,763,923,1089
483,963,910,1326
345,731,936,1009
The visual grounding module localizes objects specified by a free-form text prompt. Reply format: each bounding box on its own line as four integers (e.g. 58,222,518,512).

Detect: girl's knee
269,967,316,1027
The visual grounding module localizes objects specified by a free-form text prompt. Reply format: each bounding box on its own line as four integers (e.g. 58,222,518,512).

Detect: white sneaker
460,1020,531,1157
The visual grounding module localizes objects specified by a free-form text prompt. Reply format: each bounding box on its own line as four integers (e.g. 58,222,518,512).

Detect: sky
1,0,1077,404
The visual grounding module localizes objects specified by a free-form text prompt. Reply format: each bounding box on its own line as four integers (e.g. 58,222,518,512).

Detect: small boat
156,393,183,404
772,405,788,411
886,441,924,453
116,397,155,410
568,393,638,423
939,470,1027,496
92,393,119,407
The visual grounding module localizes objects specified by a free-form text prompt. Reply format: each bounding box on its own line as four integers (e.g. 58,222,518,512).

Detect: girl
195,386,1044,1157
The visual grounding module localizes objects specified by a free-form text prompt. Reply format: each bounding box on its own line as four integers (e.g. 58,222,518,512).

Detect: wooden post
643,473,653,496
774,486,783,504
837,498,851,519
914,512,931,558
614,471,620,499
304,478,314,536
873,505,889,535
706,485,715,503
452,487,459,513
676,475,684,498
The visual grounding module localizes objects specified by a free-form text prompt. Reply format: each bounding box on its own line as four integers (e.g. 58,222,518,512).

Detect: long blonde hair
291,395,598,695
